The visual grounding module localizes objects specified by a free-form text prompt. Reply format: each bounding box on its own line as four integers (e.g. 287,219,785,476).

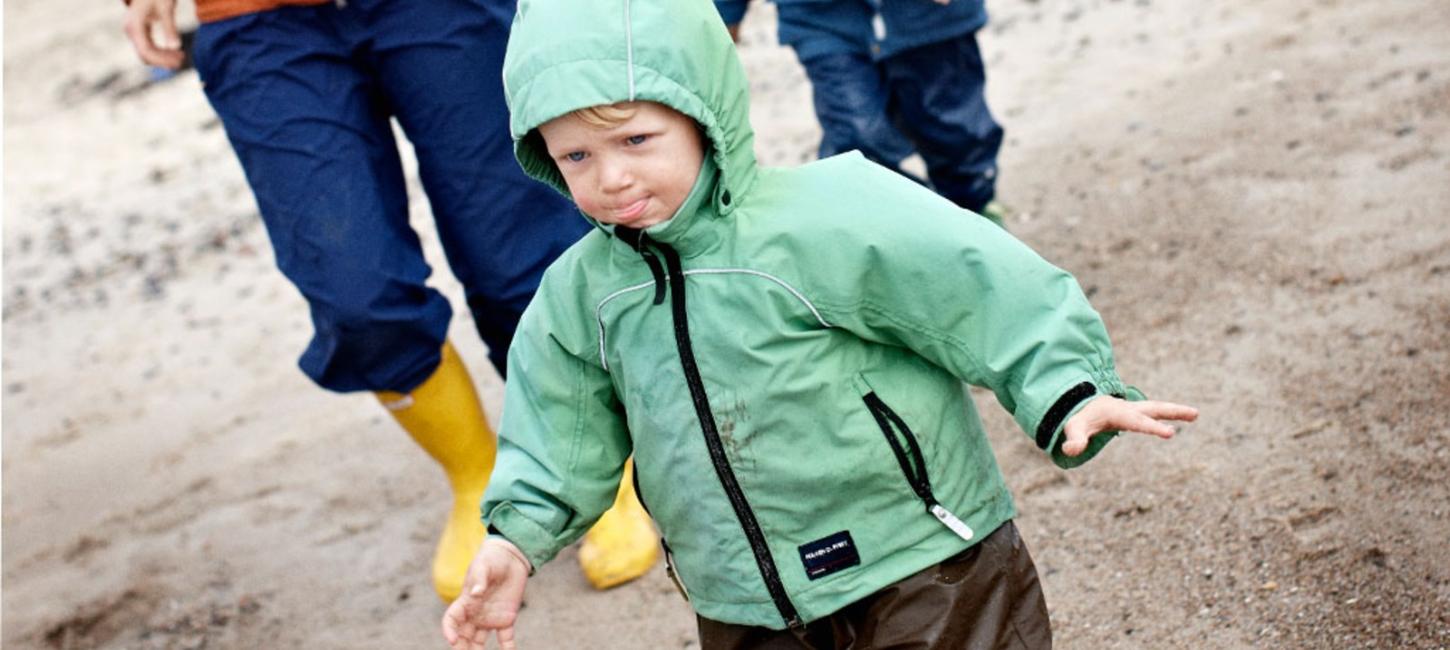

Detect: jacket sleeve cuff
482,532,535,575
1027,375,1142,469
485,503,567,571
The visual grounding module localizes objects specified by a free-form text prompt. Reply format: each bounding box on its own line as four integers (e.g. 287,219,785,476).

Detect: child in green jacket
444,0,1197,648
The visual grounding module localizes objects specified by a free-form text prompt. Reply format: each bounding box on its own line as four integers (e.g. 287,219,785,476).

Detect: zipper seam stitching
878,400,935,499
864,393,936,506
655,240,801,627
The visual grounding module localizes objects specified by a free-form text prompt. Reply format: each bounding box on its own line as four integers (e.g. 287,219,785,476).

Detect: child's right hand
441,538,532,650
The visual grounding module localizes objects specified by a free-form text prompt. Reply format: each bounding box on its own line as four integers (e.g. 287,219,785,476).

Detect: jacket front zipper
620,228,804,629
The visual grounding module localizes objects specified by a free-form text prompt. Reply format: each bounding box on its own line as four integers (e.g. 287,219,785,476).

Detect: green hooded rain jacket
484,0,1139,629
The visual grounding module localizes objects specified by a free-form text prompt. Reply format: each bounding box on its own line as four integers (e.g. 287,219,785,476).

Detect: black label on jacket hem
799,531,860,581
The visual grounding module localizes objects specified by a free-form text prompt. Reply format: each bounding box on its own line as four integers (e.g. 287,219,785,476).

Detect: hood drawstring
615,227,667,305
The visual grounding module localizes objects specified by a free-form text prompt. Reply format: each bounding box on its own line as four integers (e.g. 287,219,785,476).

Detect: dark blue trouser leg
195,6,450,393
367,0,587,378
796,51,918,178
883,32,1003,213
195,1,586,391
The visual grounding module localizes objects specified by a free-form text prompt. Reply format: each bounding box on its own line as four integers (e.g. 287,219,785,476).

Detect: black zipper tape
615,227,667,304
863,392,977,542
634,235,802,629
863,392,937,508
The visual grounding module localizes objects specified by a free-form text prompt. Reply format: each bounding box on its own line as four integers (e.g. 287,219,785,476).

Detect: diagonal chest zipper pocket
861,390,975,543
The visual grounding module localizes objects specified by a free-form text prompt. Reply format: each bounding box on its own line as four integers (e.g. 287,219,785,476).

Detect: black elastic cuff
1035,382,1097,449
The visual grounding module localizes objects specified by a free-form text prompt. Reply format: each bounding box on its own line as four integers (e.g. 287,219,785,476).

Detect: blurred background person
121,0,660,601
718,0,1007,224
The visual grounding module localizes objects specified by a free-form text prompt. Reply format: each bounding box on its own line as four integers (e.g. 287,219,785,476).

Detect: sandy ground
4,0,1449,648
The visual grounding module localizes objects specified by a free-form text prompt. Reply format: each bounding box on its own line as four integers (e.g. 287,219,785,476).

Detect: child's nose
598,157,633,192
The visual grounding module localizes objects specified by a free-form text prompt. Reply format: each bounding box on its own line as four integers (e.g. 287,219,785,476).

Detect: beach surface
4,0,1449,647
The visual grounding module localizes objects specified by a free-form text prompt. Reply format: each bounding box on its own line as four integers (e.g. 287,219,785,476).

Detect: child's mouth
612,198,648,222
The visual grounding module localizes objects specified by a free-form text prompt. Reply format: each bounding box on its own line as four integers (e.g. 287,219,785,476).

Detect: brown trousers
697,521,1051,650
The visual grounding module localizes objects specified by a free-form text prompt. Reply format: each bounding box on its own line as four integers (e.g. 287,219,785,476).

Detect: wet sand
4,0,1449,647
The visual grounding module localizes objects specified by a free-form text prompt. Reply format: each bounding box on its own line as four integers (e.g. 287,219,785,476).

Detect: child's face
539,101,705,229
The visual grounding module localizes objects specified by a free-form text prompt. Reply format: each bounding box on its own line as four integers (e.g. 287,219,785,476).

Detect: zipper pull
929,504,975,542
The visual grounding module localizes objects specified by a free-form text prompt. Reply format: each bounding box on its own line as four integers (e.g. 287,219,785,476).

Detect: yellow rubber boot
578,458,660,589
376,341,494,603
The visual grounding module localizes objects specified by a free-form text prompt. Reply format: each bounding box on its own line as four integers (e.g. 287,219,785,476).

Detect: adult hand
1061,396,1198,457
123,0,184,69
442,539,531,650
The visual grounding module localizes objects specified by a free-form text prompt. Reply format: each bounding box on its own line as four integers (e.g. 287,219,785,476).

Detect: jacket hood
503,0,757,221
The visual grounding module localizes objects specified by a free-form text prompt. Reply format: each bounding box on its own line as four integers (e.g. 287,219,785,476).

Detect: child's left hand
1061,396,1198,457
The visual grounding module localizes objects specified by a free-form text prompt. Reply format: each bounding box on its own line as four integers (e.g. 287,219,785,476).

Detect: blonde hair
571,102,639,129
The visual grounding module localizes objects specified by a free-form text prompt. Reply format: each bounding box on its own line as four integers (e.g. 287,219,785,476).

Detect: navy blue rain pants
798,33,1003,213
193,0,587,393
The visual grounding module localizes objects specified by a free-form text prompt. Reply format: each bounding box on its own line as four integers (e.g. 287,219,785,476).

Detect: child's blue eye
565,151,587,162
626,134,648,145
